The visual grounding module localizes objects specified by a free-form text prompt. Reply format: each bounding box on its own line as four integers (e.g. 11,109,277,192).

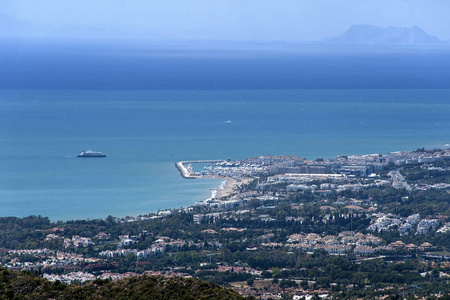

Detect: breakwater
175,160,224,179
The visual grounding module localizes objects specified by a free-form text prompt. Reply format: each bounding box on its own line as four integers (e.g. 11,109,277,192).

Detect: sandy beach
204,176,254,199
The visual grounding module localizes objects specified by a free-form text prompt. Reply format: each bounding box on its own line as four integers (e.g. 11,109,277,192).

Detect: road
389,169,412,191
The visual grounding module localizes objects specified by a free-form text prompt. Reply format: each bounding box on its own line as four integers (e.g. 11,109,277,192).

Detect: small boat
77,150,107,157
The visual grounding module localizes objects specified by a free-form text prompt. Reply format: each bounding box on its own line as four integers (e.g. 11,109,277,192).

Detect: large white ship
77,150,107,157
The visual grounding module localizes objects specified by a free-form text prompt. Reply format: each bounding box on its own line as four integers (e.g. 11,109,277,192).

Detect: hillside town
1,147,450,299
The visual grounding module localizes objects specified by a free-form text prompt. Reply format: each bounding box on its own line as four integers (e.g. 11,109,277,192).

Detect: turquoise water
1,89,450,221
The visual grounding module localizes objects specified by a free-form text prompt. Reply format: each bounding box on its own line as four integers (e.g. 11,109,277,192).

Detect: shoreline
206,176,253,200
8,144,449,222
187,174,253,202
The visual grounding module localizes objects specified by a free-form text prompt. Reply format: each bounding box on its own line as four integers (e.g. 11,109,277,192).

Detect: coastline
204,176,253,200
3,89,450,222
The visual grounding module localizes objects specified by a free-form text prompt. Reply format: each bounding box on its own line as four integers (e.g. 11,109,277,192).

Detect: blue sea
1,40,450,221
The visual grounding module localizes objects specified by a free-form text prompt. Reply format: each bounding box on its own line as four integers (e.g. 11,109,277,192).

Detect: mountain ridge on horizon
327,24,444,45
0,12,448,46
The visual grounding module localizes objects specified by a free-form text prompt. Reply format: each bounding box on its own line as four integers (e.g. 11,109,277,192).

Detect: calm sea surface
1,41,450,220
1,89,449,221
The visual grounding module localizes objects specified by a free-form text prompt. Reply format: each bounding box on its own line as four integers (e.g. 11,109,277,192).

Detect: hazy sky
1,0,450,41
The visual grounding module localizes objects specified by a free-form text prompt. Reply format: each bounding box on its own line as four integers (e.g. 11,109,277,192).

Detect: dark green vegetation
0,267,244,299
405,151,450,185
0,216,51,249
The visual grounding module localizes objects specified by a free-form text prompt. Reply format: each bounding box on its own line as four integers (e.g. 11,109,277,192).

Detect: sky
1,0,450,42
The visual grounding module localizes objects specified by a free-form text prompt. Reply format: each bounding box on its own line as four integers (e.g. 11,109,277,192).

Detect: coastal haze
1,1,450,220
1,0,450,42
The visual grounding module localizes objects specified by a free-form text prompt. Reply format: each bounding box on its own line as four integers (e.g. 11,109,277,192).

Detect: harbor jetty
175,160,224,179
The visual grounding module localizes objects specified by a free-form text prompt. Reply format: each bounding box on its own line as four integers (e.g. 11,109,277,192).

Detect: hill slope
0,268,244,299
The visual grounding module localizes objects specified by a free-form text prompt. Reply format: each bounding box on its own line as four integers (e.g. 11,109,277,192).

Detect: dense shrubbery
402,158,450,184
0,267,244,299
196,270,252,285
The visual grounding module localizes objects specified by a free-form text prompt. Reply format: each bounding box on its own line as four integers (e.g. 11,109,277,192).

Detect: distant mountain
328,25,443,45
